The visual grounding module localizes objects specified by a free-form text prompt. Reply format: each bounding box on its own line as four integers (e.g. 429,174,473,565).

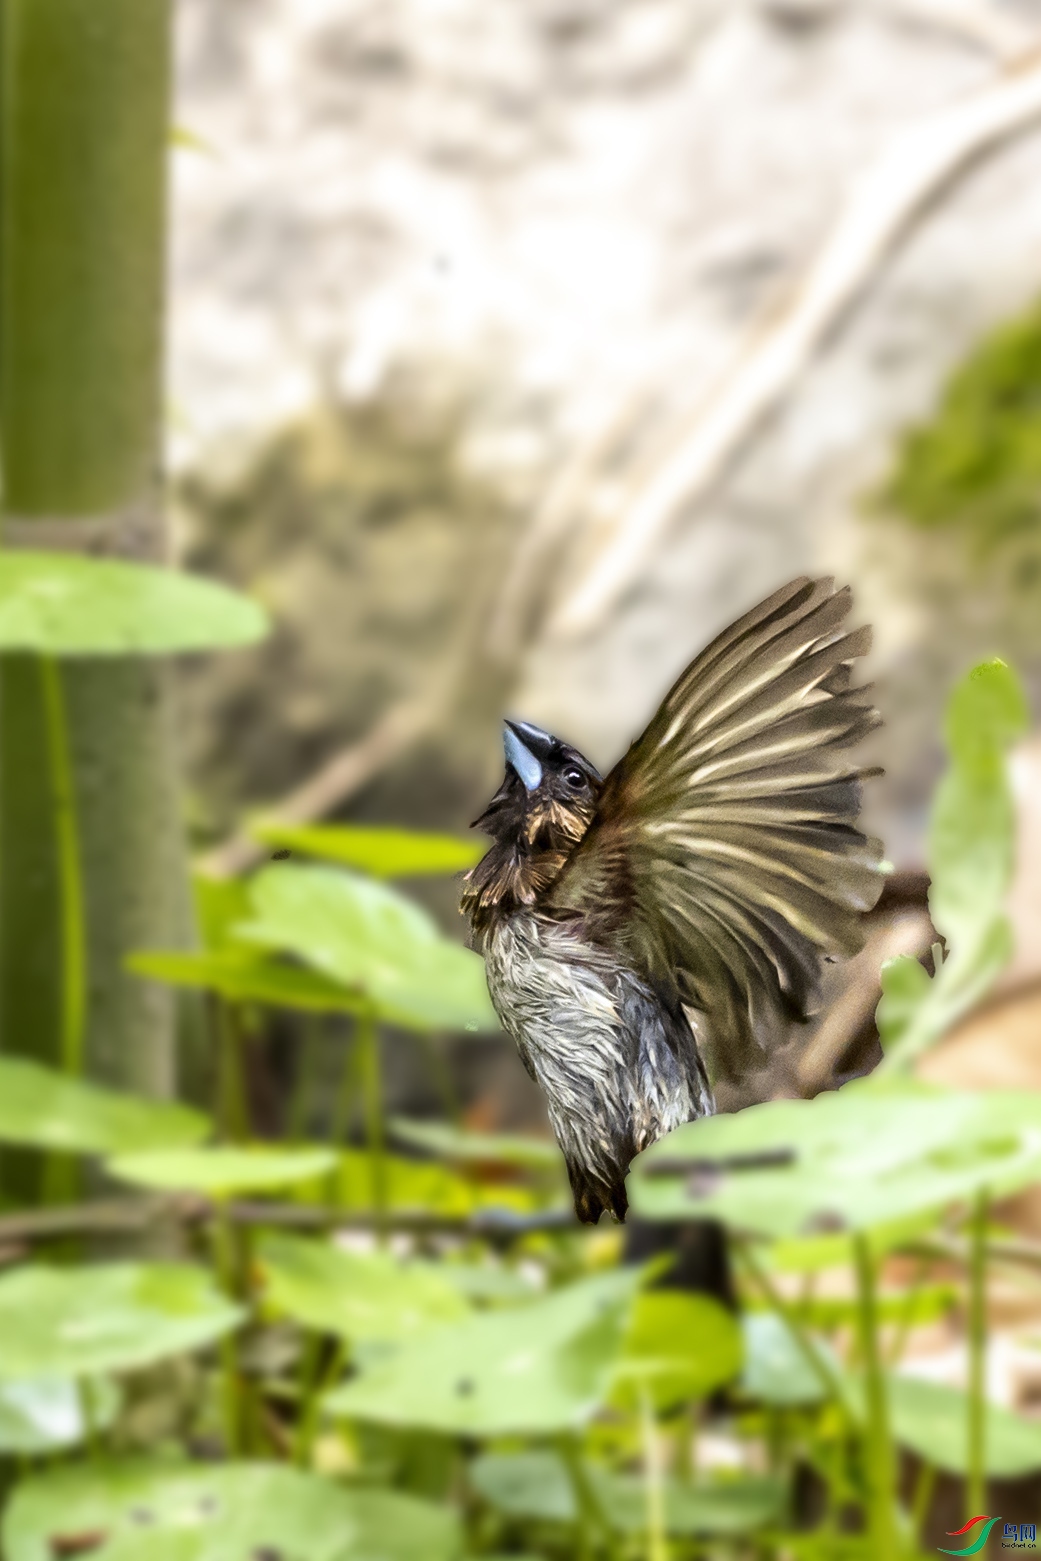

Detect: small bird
462,578,884,1223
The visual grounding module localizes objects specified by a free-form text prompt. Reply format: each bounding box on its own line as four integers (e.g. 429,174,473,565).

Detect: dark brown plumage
462,578,884,1221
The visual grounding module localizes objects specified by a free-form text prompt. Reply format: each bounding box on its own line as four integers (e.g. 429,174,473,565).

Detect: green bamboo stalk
967,1188,989,1520
0,0,189,1133
853,1234,900,1561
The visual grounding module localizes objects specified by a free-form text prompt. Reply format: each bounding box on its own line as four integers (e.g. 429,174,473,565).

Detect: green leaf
614,1291,742,1409
877,919,1013,1067
0,1376,118,1454
630,1079,1041,1237
107,1146,336,1196
0,1264,243,1379
193,876,252,950
1,1459,461,1561
0,552,267,656
323,1150,538,1217
0,1057,208,1156
389,1116,563,1170
943,657,1029,771
127,948,367,1014
257,1232,470,1343
889,1373,1041,1477
253,822,483,877
325,1269,643,1435
237,863,499,1032
879,658,1026,1072
740,1312,833,1407
470,1452,784,1536
435,1262,541,1306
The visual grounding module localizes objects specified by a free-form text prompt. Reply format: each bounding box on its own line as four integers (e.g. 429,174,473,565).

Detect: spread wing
546,577,885,1079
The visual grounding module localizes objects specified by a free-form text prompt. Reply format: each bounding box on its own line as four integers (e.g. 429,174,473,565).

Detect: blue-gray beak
503,720,546,792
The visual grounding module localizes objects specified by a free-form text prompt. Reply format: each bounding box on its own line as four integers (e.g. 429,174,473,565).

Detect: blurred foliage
2,660,1041,1561
880,297,1041,565
172,399,516,841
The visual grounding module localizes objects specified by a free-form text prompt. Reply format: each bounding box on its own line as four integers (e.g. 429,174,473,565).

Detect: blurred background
170,0,1041,1115
4,3,1041,1556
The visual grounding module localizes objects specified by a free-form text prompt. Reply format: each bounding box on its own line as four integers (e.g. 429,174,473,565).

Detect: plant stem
910,1459,937,1548
288,1014,321,1142
558,1434,617,1561
357,1007,387,1241
967,1187,989,1520
738,1239,851,1411
39,656,85,1078
853,1233,899,1561
39,655,86,1207
216,999,250,1143
212,1200,242,1455
639,1383,669,1561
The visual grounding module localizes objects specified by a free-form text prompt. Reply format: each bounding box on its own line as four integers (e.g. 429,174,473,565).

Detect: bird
461,577,885,1224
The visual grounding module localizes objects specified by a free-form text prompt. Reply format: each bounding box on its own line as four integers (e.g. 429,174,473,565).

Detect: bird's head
463,721,602,930
473,719,602,849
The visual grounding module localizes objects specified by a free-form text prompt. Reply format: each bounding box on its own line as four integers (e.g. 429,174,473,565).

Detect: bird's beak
503,719,550,792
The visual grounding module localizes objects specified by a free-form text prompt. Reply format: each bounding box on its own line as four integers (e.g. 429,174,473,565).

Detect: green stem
738,1240,852,1412
216,999,250,1143
331,1024,358,1147
885,1257,930,1368
212,1200,242,1455
910,1459,937,1548
415,1029,461,1123
76,1376,100,1461
39,656,85,1078
557,1434,617,1561
639,1383,669,1561
967,1188,989,1520
357,1007,387,1241
38,655,86,1208
853,1233,899,1561
288,1014,321,1143
295,1336,347,1469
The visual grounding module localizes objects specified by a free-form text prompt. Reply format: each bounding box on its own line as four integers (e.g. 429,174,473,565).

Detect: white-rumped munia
462,578,884,1223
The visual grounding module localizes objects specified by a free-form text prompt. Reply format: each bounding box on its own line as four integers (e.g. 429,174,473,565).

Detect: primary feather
546,577,884,1077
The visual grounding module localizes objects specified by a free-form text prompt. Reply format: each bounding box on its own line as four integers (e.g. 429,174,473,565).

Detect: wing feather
547,577,884,1079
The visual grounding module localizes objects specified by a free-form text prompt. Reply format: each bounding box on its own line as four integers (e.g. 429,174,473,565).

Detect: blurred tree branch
510,44,1041,645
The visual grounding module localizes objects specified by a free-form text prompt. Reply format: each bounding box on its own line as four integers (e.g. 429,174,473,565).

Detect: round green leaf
0,1376,119,1454
1,1459,460,1561
257,1232,470,1343
630,1080,1041,1237
0,1263,243,1379
889,1373,1041,1477
615,1291,742,1409
127,949,367,1014
470,1452,785,1536
237,863,499,1032
326,1269,643,1436
107,1146,336,1196
253,822,483,877
740,1312,833,1407
0,552,267,656
0,1058,209,1156
389,1116,563,1170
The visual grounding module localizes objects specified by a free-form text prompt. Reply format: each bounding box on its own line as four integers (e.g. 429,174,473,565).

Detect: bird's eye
563,767,585,790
